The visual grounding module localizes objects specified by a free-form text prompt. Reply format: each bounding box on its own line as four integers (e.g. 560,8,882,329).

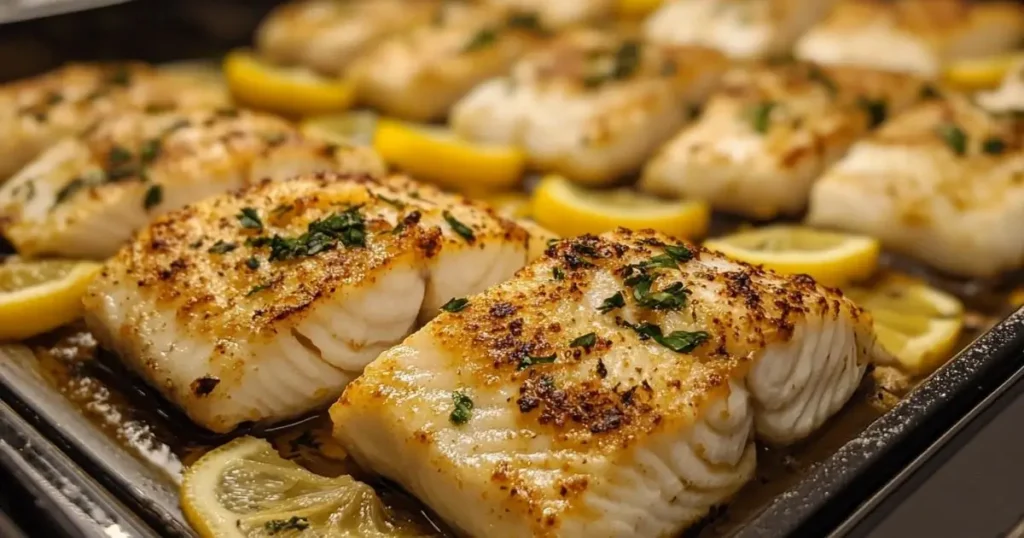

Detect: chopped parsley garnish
506,12,544,32
245,256,260,270
936,123,967,156
645,254,679,270
263,206,367,261
746,101,776,134
142,184,162,210
553,267,565,280
264,516,309,534
463,28,498,52
635,281,688,310
272,203,294,216
982,137,1006,155
624,321,709,353
598,291,626,313
376,194,405,209
208,240,238,254
139,139,161,165
443,211,475,242
236,207,263,231
664,244,693,262
108,145,133,167
570,332,596,348
53,178,87,208
584,40,642,88
517,354,557,371
247,282,272,297
441,297,469,312
189,239,204,249
857,97,888,128
12,180,35,201
449,391,474,425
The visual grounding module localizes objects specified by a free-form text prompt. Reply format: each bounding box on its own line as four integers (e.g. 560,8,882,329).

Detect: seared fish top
794,0,1024,76
333,228,878,537
256,0,441,76
645,0,839,60
0,62,228,180
0,108,383,259
84,172,532,432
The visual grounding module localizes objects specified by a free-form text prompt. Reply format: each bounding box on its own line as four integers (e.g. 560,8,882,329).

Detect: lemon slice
618,0,664,17
223,50,355,117
181,436,431,538
0,260,101,341
845,273,964,376
301,111,379,147
703,225,880,286
373,119,525,193
531,175,710,240
943,53,1024,91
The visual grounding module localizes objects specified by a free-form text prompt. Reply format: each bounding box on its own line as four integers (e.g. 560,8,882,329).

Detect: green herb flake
553,267,565,280
636,281,688,311
645,254,679,270
449,391,474,425
272,203,294,216
236,207,264,231
189,239,204,249
583,40,643,88
53,178,87,208
624,321,709,353
246,282,272,297
517,354,557,371
139,139,162,165
142,184,162,211
746,101,776,134
264,516,309,535
443,211,476,242
936,123,968,156
982,137,1006,155
265,206,367,260
664,244,693,263
463,28,498,53
245,256,260,270
376,194,406,209
208,240,238,255
506,12,544,32
598,291,626,314
857,97,888,128
441,297,469,312
570,332,597,348
107,145,133,167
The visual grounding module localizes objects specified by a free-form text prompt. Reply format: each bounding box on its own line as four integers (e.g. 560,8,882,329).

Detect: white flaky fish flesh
84,173,532,433
332,228,880,538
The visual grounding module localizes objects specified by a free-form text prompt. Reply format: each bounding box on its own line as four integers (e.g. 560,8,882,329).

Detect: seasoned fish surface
451,30,728,185
0,62,228,180
642,63,932,219
256,0,440,76
807,95,1024,277
84,173,531,433
0,109,383,259
794,0,1024,76
349,4,548,121
332,229,878,538
481,0,613,27
645,0,839,60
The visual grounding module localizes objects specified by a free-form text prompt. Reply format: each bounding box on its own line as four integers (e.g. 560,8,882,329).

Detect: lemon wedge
845,273,964,376
373,119,525,193
181,436,431,538
223,50,355,117
703,225,880,286
618,0,664,17
301,111,379,147
943,53,1024,92
531,175,710,240
0,260,101,341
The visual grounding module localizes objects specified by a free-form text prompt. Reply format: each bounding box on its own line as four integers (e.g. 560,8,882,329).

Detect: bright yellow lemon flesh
0,260,101,341
223,50,355,117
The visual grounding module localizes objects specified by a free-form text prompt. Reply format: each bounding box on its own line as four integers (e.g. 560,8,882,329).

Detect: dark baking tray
2,2,1024,537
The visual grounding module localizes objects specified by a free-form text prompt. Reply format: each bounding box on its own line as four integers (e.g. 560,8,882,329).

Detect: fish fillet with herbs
641,62,934,219
0,62,228,181
255,0,441,76
451,30,728,185
349,4,550,121
0,109,383,260
794,0,1024,77
807,94,1024,278
84,172,532,433
644,0,839,60
332,228,881,538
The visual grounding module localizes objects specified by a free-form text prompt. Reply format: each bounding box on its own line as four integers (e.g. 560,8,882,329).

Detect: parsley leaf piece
139,139,161,165
517,354,557,371
449,391,474,425
53,178,87,207
624,321,709,353
441,297,469,312
982,137,1006,155
264,516,309,534
246,282,272,297
236,207,263,231
553,267,565,280
645,254,678,270
636,281,688,311
570,332,597,348
463,28,498,52
208,240,238,254
506,12,544,32
107,145,133,167
746,101,776,134
376,194,406,209
245,256,260,270
664,244,693,262
936,123,968,156
142,184,162,210
598,291,625,314
443,211,476,242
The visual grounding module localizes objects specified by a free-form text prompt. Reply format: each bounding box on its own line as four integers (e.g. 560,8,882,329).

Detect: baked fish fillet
0,62,228,181
84,173,531,433
794,0,1024,77
645,0,838,60
451,30,728,185
255,0,440,76
641,62,932,219
349,3,547,121
807,94,1024,278
0,109,383,260
332,228,879,538
481,0,613,28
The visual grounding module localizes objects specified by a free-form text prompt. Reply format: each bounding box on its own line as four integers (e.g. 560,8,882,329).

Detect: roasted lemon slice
0,260,101,341
618,0,664,17
223,50,355,117
943,53,1024,91
373,119,525,193
703,225,879,286
181,436,430,538
531,175,710,240
845,273,964,376
301,111,379,147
